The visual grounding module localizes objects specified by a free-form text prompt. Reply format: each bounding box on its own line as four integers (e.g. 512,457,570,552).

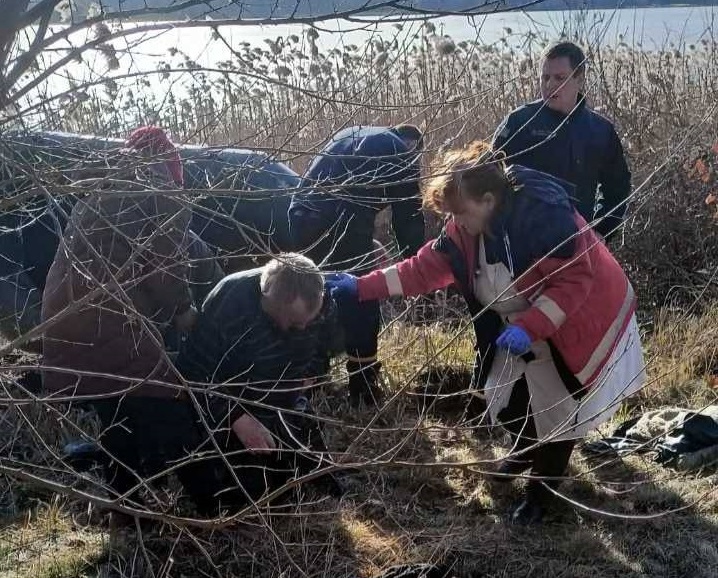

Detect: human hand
174,305,198,332
231,413,276,454
496,325,532,356
324,272,359,301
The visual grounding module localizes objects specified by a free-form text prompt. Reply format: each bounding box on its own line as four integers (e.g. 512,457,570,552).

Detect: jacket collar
537,93,587,120
488,165,575,239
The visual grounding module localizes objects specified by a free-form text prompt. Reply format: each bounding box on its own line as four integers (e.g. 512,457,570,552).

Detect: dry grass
0,306,716,577
0,498,106,578
640,306,718,409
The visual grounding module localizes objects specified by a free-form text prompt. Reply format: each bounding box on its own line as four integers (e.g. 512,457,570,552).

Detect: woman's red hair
423,140,509,214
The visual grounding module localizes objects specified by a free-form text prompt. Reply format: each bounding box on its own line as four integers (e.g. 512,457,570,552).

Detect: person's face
450,194,496,237
288,206,324,251
540,56,584,115
267,295,324,333
130,152,176,187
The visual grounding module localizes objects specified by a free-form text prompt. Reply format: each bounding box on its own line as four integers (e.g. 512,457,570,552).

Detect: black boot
510,497,546,525
510,439,575,524
486,457,532,483
347,361,383,407
510,481,553,525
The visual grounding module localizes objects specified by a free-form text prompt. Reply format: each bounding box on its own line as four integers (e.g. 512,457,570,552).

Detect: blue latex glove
324,272,359,301
496,325,532,356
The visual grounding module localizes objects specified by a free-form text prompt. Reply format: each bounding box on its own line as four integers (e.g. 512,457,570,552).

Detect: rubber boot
347,360,383,407
510,481,551,525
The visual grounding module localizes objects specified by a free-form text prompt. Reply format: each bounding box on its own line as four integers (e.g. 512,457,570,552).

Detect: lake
15,4,718,118
176,5,718,53
106,5,718,73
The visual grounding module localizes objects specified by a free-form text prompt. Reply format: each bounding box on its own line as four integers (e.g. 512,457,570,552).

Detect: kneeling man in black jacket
176,253,342,513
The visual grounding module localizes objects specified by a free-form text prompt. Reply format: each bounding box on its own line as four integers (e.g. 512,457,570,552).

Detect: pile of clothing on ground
582,405,718,471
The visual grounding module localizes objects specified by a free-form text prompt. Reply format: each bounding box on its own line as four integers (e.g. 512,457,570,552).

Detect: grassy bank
0,308,717,577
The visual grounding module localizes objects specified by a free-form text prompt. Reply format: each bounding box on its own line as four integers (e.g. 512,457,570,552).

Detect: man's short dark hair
393,124,424,152
541,41,587,77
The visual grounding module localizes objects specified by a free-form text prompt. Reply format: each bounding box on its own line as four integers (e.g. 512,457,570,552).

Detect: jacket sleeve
595,127,631,239
513,212,595,342
139,194,193,316
357,236,456,301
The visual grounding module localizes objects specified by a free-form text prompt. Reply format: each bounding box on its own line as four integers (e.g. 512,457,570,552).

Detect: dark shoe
63,441,108,472
510,497,545,525
107,511,158,533
486,458,532,483
347,361,383,407
17,370,43,394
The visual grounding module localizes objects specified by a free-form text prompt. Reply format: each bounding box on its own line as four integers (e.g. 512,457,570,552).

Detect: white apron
472,235,646,441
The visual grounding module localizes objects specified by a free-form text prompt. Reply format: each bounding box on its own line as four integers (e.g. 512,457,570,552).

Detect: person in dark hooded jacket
327,141,645,524
288,124,425,405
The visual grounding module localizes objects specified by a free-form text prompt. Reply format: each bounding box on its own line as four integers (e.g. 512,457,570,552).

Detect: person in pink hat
41,126,202,516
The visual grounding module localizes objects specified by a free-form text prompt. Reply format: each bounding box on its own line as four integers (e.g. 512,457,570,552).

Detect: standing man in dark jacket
288,125,425,405
492,41,631,240
176,253,342,509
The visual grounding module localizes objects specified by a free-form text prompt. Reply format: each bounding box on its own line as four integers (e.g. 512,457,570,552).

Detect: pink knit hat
124,126,183,186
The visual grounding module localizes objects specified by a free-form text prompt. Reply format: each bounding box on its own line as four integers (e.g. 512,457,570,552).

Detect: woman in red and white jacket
327,141,645,524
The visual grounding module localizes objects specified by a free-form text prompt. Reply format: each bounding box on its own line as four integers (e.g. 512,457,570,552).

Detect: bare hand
174,305,198,332
231,413,276,454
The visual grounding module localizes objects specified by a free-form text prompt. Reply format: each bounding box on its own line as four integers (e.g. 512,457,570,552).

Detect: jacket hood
506,164,575,209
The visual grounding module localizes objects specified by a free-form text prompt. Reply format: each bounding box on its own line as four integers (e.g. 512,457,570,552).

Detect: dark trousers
305,227,382,370
496,344,586,501
335,295,381,364
91,397,217,511
289,206,382,366
90,396,335,515
496,378,576,500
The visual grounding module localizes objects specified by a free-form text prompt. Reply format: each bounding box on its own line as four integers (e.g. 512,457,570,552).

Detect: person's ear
482,192,497,211
575,71,586,90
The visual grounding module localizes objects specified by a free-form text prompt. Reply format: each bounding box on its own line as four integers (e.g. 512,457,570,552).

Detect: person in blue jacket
0,131,300,349
492,41,631,240
0,206,61,352
288,124,426,405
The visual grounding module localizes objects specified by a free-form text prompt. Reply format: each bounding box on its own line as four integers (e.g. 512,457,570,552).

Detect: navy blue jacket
288,126,424,271
184,147,300,268
0,131,301,340
492,98,631,239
